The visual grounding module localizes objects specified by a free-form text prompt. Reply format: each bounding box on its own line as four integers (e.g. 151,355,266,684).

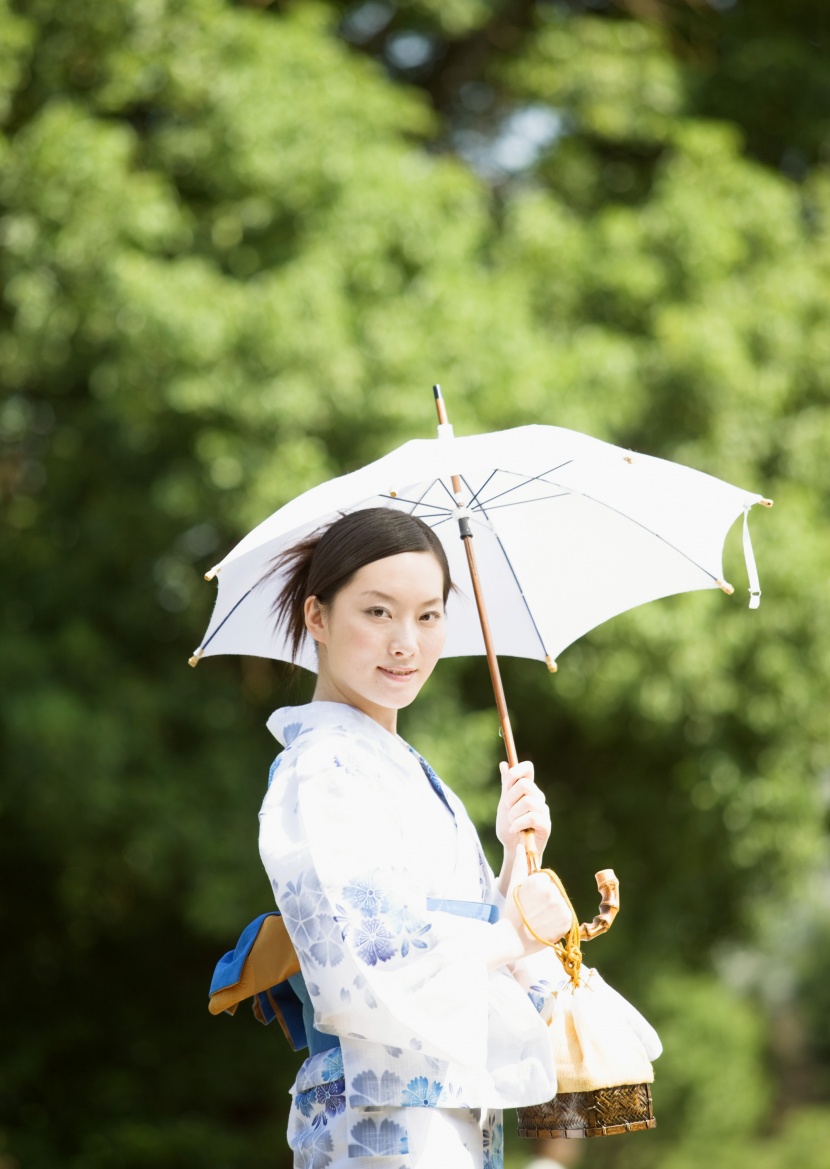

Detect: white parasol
190,389,771,680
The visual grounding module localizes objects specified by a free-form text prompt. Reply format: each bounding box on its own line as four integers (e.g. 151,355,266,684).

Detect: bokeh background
2,1,830,1167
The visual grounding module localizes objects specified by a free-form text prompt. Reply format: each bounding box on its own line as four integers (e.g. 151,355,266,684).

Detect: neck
310,677,398,736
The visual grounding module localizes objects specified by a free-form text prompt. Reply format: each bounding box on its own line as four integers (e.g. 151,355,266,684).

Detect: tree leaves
3,2,830,1165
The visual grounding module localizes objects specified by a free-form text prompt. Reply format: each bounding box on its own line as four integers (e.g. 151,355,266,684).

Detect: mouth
378,666,417,680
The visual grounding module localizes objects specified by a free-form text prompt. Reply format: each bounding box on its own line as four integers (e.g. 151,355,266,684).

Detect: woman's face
304,551,447,732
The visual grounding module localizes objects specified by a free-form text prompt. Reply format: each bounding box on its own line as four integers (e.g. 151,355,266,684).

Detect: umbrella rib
380,492,452,516
491,529,552,661
463,468,499,512
476,493,571,510
437,477,461,507
539,482,724,583
199,585,260,654
459,478,553,663
393,478,451,517
472,461,575,511
473,465,724,584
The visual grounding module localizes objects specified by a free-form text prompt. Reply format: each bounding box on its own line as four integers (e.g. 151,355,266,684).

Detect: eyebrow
360,590,444,606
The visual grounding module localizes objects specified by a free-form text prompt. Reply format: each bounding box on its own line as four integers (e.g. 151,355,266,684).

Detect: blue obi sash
209,899,499,1052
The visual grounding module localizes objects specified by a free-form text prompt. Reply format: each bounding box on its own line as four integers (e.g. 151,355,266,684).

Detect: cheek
424,625,447,659
338,621,380,660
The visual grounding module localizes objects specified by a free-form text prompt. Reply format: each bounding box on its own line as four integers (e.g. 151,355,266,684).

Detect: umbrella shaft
459,520,539,874
434,385,538,873
460,533,516,764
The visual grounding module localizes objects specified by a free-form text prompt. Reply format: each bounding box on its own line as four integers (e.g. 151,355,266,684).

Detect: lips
378,666,416,679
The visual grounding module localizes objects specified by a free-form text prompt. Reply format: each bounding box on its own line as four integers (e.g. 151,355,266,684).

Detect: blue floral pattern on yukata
401,1077,442,1108
291,1086,503,1169
348,1070,404,1108
290,1116,335,1169
483,1114,504,1169
278,864,434,981
337,869,432,967
348,1118,409,1159
295,1075,346,1121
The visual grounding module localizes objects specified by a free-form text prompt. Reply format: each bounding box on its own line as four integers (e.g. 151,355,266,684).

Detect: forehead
347,551,445,598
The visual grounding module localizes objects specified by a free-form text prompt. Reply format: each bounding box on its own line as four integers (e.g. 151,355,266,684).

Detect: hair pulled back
269,508,453,663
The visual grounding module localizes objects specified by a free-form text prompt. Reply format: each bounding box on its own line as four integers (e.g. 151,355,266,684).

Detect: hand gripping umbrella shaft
433,387,617,945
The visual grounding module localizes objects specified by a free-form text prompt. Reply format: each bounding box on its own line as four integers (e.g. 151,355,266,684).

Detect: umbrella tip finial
761,498,774,508
433,384,450,429
188,649,204,668
716,579,735,596
545,655,558,673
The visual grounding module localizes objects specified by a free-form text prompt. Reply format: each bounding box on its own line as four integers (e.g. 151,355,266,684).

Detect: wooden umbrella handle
578,868,620,941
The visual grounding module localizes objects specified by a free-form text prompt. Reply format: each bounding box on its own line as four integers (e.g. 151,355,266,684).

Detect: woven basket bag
515,869,658,1140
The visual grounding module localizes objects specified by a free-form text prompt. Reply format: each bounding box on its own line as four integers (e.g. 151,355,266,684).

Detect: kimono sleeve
258,746,491,1070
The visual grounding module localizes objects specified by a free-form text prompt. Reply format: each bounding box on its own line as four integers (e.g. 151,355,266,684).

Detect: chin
371,685,423,712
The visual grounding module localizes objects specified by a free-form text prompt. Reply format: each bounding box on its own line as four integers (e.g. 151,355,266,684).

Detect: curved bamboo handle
513,868,620,986
578,868,619,941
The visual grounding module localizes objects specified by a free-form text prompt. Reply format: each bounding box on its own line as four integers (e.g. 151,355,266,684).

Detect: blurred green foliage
2,1,829,1166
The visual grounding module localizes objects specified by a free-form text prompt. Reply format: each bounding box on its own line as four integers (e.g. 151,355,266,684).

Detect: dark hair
268,508,454,663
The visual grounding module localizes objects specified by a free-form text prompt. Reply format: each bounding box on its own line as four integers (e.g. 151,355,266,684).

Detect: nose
389,619,417,657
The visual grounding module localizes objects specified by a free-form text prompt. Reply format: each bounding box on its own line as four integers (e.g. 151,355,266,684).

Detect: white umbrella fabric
189,419,770,673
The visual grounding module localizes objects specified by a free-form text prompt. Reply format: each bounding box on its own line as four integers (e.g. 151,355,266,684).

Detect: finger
505,780,545,809
503,760,534,787
507,796,549,830
509,794,549,818
511,813,548,835
510,809,551,836
508,793,537,820
508,801,550,830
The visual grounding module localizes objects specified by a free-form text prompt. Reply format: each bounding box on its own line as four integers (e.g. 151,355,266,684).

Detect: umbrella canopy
190,423,769,673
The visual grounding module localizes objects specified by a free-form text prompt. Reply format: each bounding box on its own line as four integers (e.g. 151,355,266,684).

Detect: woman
259,508,573,1169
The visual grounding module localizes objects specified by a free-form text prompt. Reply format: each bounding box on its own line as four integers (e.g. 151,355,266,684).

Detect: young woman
258,508,573,1169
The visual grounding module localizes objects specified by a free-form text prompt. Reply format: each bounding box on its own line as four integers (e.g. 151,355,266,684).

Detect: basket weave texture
517,1081,656,1139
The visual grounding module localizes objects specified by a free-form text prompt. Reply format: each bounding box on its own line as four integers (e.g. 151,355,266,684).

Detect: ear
303,596,327,644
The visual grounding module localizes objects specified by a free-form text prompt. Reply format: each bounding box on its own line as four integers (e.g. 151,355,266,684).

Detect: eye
420,610,443,623
367,606,389,618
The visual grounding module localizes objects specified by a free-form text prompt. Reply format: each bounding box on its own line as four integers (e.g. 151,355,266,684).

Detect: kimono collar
267,701,407,755
267,702,456,821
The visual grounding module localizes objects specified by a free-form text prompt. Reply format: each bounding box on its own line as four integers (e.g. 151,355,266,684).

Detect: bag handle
513,868,620,988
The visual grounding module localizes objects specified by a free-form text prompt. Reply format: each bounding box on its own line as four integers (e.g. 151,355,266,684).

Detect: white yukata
258,701,559,1169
